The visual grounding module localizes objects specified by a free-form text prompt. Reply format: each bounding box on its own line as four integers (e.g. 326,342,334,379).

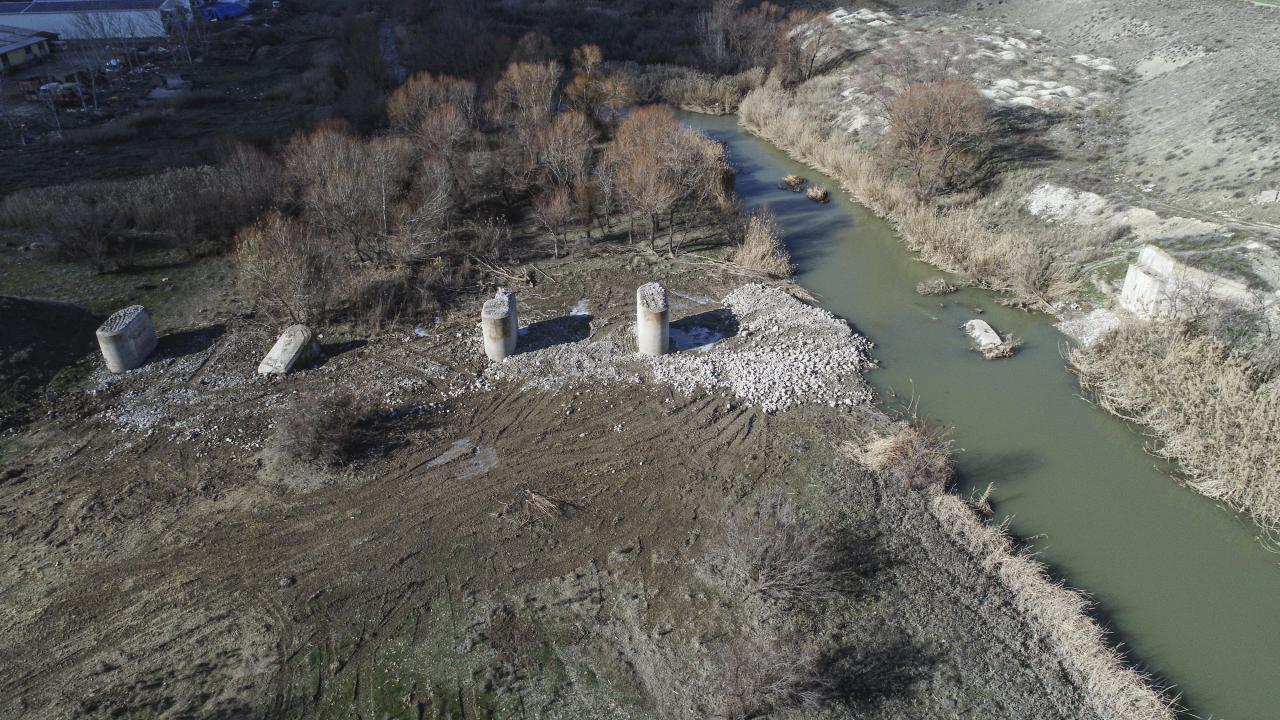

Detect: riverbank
738,67,1280,538
689,107,1280,720
717,109,1175,720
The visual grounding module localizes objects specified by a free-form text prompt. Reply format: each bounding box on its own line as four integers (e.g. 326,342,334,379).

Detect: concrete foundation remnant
636,282,670,356
963,319,1002,350
481,289,519,361
96,305,158,373
1119,244,1258,319
257,324,321,375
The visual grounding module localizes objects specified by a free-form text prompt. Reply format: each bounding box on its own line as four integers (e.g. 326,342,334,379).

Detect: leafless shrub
981,335,1023,360
59,121,137,146
731,209,792,277
882,79,994,201
712,635,829,720
779,174,806,191
623,63,764,114
862,422,954,492
805,185,829,203
234,211,340,325
278,389,380,467
466,217,513,258
718,496,841,605
1,157,277,260
1070,321,1280,534
49,197,124,273
915,278,956,296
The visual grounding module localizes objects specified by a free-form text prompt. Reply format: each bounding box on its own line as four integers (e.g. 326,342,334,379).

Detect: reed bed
930,494,1179,720
1070,321,1280,535
738,87,1075,309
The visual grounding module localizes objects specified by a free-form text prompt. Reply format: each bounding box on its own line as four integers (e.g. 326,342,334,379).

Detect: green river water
684,112,1280,720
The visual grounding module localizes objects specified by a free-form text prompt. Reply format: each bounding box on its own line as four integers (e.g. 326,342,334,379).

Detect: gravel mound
487,284,876,413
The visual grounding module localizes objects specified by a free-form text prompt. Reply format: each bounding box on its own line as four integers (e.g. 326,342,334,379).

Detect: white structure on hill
0,0,178,39
1119,244,1277,320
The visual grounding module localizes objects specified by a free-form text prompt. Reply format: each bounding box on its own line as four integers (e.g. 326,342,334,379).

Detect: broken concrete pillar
495,287,518,336
96,305,158,373
636,282,669,356
963,319,1002,351
481,290,518,361
257,324,320,375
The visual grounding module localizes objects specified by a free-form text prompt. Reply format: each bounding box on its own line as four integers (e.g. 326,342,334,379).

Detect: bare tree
779,10,835,84
534,110,595,190
697,0,785,73
509,31,557,64
532,187,573,258
386,72,477,134
234,211,340,324
603,104,730,254
283,122,411,263
881,79,993,200
491,60,563,133
601,105,680,249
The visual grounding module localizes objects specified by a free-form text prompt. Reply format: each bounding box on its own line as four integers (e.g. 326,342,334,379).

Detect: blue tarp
201,2,248,21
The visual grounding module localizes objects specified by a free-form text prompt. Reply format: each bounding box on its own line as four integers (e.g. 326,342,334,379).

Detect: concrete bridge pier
96,305,158,373
636,282,669,356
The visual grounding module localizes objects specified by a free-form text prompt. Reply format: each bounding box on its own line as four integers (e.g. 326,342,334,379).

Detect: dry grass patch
861,422,954,492
731,209,793,278
915,278,957,296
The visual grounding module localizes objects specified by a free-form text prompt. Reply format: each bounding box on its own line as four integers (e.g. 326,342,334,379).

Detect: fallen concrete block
257,324,320,375
96,305,158,373
963,319,1002,350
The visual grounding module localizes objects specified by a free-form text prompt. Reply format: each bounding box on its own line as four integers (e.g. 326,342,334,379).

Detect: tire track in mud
3,379,783,717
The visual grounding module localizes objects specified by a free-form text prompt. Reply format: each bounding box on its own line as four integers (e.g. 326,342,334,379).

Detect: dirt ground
0,243,1143,719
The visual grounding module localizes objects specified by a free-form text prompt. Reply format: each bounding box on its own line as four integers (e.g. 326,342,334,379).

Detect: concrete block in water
636,282,670,356
481,289,518,361
257,324,320,375
96,305,158,373
963,319,1002,350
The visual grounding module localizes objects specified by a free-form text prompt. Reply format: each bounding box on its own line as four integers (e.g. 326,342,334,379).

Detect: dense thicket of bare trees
600,105,730,254
223,46,734,327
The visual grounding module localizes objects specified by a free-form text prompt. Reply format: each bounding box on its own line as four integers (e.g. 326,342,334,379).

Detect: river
683,112,1280,720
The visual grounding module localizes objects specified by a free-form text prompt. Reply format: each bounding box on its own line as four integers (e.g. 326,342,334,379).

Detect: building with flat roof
0,1,177,39
0,23,52,71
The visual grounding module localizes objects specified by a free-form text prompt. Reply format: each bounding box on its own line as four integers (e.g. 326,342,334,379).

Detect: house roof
0,22,47,53
0,0,171,13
